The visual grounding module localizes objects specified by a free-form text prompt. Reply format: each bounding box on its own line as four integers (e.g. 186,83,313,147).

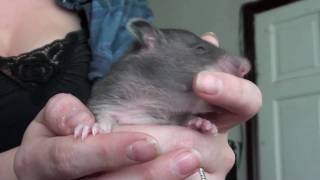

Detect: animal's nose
215,55,251,77
236,57,251,77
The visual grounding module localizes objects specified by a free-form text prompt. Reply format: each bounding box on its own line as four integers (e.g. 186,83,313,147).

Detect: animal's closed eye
194,45,207,54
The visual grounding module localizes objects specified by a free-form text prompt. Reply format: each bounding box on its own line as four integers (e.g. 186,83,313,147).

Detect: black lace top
0,30,92,152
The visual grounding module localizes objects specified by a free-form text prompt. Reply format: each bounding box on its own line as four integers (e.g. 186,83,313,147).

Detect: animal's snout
236,57,251,77
215,55,251,77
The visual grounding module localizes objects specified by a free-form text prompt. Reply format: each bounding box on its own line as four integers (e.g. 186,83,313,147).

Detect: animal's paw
74,123,105,140
187,117,218,135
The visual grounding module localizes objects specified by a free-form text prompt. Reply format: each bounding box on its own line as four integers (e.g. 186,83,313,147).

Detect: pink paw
187,118,218,135
74,123,104,140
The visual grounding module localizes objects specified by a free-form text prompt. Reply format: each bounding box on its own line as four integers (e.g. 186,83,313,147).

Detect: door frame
241,1,300,180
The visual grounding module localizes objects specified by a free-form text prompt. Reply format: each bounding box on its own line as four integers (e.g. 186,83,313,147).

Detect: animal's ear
127,18,163,48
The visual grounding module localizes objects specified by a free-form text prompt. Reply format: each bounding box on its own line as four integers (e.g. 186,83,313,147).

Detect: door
255,1,320,180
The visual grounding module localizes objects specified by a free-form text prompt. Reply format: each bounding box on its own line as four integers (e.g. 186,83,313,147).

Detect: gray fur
88,19,250,132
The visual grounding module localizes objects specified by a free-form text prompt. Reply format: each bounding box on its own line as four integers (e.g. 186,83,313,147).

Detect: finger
113,125,235,174
22,109,54,139
201,32,220,47
193,72,262,131
86,149,201,180
16,132,159,180
39,93,95,136
23,93,95,140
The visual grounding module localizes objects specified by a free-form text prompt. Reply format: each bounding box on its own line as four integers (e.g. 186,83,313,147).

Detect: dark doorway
241,0,300,180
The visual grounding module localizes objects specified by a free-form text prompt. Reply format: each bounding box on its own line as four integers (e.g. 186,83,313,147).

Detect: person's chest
0,0,81,57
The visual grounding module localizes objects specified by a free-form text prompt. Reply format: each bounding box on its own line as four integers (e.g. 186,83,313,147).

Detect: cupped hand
85,34,262,180
14,94,206,180
15,94,186,180
111,124,234,180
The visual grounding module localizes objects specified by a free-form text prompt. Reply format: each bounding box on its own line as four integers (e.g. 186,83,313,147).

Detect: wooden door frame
241,0,300,180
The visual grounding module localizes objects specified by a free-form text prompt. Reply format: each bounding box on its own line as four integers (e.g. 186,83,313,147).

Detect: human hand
197,32,262,132
14,94,202,180
111,124,233,180
188,33,262,179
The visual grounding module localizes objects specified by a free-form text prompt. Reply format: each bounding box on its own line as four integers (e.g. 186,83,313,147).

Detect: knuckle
238,80,263,120
223,146,236,171
14,151,31,177
253,85,263,111
140,166,156,180
74,111,95,125
97,142,118,168
50,143,77,178
99,143,112,160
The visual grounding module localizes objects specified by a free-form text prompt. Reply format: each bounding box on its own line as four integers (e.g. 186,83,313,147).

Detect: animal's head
127,18,251,78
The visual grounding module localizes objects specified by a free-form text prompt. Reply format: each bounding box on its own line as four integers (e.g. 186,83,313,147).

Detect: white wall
149,0,250,55
149,1,256,179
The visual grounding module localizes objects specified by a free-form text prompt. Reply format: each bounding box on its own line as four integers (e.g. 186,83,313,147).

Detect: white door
255,1,320,180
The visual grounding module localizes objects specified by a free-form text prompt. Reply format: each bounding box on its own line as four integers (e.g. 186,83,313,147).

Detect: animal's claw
73,123,104,140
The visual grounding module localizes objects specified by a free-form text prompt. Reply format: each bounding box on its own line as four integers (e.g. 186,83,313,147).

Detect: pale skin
0,0,262,179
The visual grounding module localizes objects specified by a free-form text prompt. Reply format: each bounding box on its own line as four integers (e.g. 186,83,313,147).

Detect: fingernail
195,71,223,95
127,139,159,162
65,110,91,126
172,149,201,176
58,109,93,135
53,105,81,131
202,32,219,41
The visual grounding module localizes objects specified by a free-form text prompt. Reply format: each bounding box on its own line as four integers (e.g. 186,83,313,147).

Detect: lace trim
0,37,68,88
0,39,65,65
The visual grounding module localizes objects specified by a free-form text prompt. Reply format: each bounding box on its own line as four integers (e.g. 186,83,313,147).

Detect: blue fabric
56,0,154,80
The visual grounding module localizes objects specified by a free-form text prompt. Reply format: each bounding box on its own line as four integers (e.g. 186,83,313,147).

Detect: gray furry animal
74,19,251,138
